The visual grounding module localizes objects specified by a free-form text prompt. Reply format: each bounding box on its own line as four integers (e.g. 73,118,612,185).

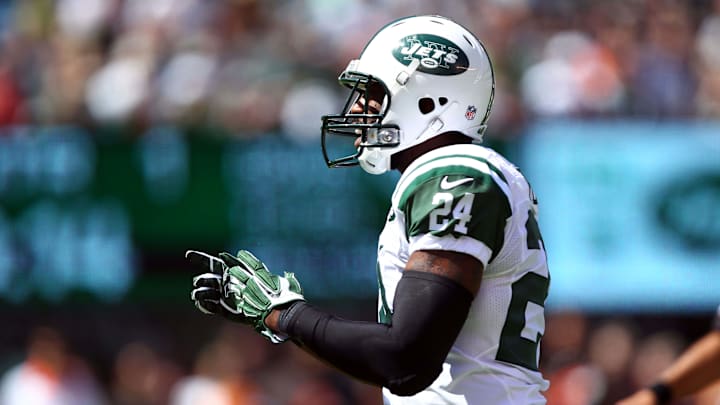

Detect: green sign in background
0,126,395,303
2,122,718,312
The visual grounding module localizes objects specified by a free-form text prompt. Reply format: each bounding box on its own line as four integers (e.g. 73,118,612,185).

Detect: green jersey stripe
398,165,490,209
393,154,510,208
401,153,508,189
376,260,392,325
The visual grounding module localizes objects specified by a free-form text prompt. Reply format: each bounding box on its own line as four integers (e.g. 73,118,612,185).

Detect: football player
189,15,551,404
616,305,720,405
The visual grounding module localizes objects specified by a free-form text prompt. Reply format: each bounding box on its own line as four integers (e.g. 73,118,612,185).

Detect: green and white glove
218,250,305,344
187,250,251,324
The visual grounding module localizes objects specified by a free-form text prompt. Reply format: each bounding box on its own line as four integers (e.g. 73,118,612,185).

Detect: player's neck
392,132,472,174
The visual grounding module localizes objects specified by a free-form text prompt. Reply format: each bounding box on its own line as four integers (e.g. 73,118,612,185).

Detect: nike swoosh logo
440,176,473,190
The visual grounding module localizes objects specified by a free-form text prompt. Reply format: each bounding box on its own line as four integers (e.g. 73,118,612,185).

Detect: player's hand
187,250,250,323
218,250,305,344
187,250,227,315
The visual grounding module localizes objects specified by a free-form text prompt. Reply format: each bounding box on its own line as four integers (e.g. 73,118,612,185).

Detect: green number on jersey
525,209,545,250
496,209,549,371
496,272,549,370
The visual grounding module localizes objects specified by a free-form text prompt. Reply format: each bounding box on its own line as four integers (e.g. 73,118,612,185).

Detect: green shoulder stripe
402,153,508,188
398,164,494,209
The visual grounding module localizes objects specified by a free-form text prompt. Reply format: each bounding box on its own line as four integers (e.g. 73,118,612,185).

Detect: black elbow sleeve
279,271,474,395
387,366,442,396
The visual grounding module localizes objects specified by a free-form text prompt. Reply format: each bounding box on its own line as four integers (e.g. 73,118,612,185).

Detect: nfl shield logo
465,105,477,120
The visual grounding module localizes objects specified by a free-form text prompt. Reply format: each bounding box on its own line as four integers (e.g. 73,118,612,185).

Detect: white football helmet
321,15,495,175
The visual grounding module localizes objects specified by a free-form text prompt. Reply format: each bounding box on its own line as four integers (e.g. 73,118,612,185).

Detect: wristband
649,382,672,405
277,301,306,334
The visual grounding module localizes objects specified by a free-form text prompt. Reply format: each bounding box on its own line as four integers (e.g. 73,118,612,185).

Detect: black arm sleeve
278,270,474,396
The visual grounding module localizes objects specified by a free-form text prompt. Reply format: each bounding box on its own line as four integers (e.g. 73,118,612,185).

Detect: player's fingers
220,297,242,315
219,252,244,268
192,273,222,289
225,265,253,285
186,250,225,275
219,253,255,282
194,299,222,315
235,250,266,272
191,286,221,302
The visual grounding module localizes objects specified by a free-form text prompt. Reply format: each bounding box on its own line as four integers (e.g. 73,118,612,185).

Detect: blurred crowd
1,310,719,405
0,0,719,141
0,321,379,405
1,1,719,404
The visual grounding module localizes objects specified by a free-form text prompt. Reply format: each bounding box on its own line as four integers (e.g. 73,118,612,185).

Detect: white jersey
377,144,550,405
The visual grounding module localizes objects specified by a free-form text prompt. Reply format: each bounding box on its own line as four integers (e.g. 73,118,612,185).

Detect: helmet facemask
321,70,401,173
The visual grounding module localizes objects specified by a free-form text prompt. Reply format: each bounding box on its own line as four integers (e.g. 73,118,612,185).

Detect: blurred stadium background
0,0,718,404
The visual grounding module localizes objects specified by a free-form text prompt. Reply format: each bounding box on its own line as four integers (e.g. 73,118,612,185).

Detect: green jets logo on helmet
392,34,469,76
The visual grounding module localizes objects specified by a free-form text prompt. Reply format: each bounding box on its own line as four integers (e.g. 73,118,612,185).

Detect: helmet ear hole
439,97,448,106
418,97,435,114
